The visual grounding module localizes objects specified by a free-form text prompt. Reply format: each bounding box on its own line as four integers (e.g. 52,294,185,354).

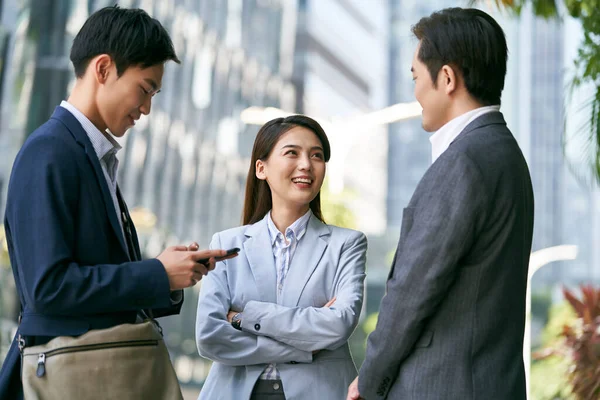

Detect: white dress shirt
259,209,312,380
429,105,500,164
60,100,125,242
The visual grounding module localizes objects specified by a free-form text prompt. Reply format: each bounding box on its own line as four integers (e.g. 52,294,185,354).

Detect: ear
255,159,267,180
93,54,114,84
439,65,457,95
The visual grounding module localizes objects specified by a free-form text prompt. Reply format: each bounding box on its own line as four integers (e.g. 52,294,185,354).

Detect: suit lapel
128,215,143,261
282,216,330,306
51,107,129,257
243,217,278,304
117,186,141,261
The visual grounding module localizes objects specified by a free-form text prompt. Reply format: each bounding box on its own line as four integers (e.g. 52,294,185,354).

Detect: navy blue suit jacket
0,107,182,399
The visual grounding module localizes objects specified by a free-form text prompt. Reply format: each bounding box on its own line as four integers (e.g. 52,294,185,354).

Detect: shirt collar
429,105,500,164
267,209,312,246
60,100,121,162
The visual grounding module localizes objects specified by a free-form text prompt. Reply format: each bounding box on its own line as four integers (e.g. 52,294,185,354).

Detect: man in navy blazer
0,6,229,399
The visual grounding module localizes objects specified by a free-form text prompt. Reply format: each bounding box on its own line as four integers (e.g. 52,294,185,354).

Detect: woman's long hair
242,115,331,225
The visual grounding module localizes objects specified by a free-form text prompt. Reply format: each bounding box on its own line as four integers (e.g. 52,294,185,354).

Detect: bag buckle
17,334,25,353
151,319,163,336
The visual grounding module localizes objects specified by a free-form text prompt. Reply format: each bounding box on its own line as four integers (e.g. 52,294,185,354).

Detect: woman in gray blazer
195,115,367,400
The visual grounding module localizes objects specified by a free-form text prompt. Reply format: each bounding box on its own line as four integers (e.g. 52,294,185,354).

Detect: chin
421,120,435,133
288,195,315,208
422,118,443,133
109,127,128,138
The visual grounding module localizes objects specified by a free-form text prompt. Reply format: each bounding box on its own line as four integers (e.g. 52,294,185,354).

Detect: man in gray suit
347,8,534,400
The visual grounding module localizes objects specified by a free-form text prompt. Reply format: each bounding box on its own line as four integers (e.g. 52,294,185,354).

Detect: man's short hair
70,5,180,77
412,7,508,106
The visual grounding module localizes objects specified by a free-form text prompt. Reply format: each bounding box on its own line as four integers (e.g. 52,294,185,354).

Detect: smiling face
411,42,451,132
95,57,163,137
256,126,326,213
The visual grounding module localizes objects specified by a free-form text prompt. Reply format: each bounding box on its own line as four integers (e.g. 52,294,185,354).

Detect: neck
445,94,486,124
270,203,310,233
67,80,107,132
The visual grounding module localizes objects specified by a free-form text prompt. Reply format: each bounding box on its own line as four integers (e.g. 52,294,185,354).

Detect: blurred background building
293,0,389,235
0,0,598,398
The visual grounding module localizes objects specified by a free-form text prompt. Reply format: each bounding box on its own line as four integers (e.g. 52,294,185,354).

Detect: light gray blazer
195,214,367,400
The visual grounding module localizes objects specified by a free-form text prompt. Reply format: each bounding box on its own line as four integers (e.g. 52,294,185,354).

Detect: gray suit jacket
196,214,367,400
359,112,534,400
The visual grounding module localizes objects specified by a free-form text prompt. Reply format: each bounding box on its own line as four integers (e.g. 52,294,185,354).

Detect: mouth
128,115,139,126
291,176,313,188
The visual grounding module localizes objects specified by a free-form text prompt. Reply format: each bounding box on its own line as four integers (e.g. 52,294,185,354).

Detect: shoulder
409,149,490,216
210,225,250,245
325,224,367,248
433,146,485,179
13,125,81,181
9,119,82,191
438,120,528,188
18,120,79,162
448,116,521,168
6,122,81,211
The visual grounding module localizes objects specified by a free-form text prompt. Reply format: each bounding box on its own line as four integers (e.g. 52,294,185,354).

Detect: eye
140,86,150,95
284,150,297,156
312,152,324,160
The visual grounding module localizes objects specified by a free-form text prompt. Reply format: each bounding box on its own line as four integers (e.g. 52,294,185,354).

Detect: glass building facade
293,0,389,236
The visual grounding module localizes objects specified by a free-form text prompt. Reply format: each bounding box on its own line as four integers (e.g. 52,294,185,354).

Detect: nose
139,95,152,116
298,154,312,171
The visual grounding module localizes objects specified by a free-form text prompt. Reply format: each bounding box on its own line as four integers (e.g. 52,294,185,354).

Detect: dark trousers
0,336,23,400
250,379,286,400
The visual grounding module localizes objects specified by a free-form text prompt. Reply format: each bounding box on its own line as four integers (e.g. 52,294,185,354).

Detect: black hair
70,5,180,77
412,7,508,105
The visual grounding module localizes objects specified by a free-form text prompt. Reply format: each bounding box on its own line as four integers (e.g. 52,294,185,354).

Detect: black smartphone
197,247,240,265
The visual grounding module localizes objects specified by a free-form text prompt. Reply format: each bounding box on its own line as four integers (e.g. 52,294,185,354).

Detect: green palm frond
469,0,560,18
563,84,600,187
472,0,600,184
568,1,600,184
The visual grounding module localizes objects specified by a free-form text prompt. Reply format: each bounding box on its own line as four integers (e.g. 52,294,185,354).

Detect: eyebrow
144,78,161,93
281,144,324,152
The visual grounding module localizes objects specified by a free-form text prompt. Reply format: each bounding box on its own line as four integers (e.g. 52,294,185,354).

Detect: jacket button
254,323,261,331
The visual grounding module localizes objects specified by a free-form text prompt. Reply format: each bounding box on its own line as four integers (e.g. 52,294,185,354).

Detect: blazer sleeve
358,153,489,400
148,290,184,319
240,231,367,352
6,135,172,316
195,233,313,366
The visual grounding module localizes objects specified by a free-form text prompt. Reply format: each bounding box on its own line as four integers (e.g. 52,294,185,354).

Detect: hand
346,377,362,400
156,246,229,290
227,310,238,323
174,241,238,269
323,297,337,308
